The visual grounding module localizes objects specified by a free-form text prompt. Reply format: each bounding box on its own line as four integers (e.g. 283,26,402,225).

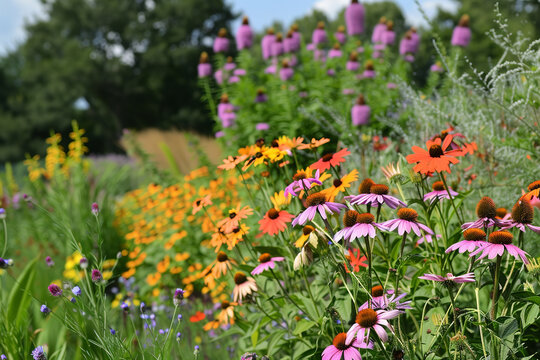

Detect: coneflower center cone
293,172,307,181
217,251,229,262
321,153,334,162
428,144,444,158
357,213,375,224
356,308,378,328
332,333,350,351
234,272,247,285
496,207,507,218
432,181,445,191
463,228,486,241
527,180,540,192
512,199,533,224
258,253,272,263
359,178,374,194
370,184,389,195
343,210,361,227
488,231,513,245
267,208,280,219
305,192,327,207
333,179,343,187
476,197,496,219
397,208,418,222
302,225,315,235
221,301,230,309
371,285,384,297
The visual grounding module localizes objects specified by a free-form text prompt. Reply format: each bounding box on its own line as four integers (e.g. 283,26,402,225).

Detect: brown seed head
355,308,378,327
488,231,513,245
357,213,375,224
267,208,280,220
242,16,249,25
496,207,507,218
463,228,486,241
512,199,533,224
333,179,343,187
305,192,327,207
234,272,247,285
343,210,360,227
432,181,445,191
528,180,540,192
302,225,315,235
429,145,444,158
359,178,374,194
370,184,389,195
218,28,227,37
371,285,384,297
258,253,272,263
356,94,365,105
397,208,418,222
221,301,230,309
476,197,496,219
332,333,349,350
217,251,229,262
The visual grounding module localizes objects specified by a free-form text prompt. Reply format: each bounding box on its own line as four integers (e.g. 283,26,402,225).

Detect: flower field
1,2,540,359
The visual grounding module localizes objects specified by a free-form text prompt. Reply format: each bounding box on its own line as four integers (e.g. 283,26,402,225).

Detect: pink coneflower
254,89,268,103
430,61,443,73
469,231,529,263
224,57,236,71
334,26,346,44
215,131,225,138
446,228,486,254
372,17,387,43
334,211,385,242
292,192,346,227
279,60,294,81
322,333,372,360
351,94,370,126
45,256,54,267
419,272,475,283
312,22,327,45
346,308,401,343
255,123,269,131
234,68,246,76
423,181,459,203
284,169,323,198
272,33,284,57
416,233,442,245
236,16,253,50
213,28,229,53
381,208,434,236
48,284,63,297
345,0,365,36
399,32,416,55
381,22,395,45
261,28,275,60
346,184,406,210
451,15,471,47
360,286,412,311
462,197,505,230
251,253,285,275
501,199,540,234
198,52,212,78
328,44,342,58
233,272,257,302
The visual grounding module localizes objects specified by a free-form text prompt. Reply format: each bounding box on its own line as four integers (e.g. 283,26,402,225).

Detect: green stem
438,173,464,224
490,255,502,320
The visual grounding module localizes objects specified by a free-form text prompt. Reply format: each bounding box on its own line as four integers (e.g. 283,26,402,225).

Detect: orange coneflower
298,137,330,150
225,224,250,250
521,180,540,208
217,301,237,325
258,208,295,236
405,135,464,174
217,205,253,233
190,311,206,322
211,251,235,278
322,169,359,201
192,194,212,215
241,151,269,171
217,155,248,171
232,272,257,302
277,136,304,151
310,148,351,172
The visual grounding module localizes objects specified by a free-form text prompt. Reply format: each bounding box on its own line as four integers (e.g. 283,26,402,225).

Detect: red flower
190,311,206,322
310,148,351,171
258,208,294,236
406,135,464,174
344,248,368,273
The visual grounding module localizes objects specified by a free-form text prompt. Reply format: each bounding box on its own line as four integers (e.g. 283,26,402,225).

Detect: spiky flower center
234,272,247,285
322,153,334,162
359,178,374,194
429,145,444,158
432,181,445,191
528,180,540,192
496,208,507,218
293,172,307,181
370,184,389,195
357,213,375,224
332,333,350,351
463,228,486,241
333,179,343,187
229,212,237,219
355,308,378,328
476,197,496,219
267,208,280,220
372,285,384,297
343,210,360,227
305,192,326,207
302,225,315,235
217,251,229,262
512,199,533,224
397,208,418,222
258,253,272,263
221,301,230,309
256,138,265,147
489,231,513,245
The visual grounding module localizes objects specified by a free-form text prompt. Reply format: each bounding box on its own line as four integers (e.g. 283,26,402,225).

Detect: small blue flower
2,354,7,359
121,302,129,311
40,305,51,315
70,297,76,303
110,328,116,335
72,286,81,296
31,346,46,360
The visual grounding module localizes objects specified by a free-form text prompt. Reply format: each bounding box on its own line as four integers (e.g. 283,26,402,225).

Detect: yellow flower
270,190,292,210
321,169,358,201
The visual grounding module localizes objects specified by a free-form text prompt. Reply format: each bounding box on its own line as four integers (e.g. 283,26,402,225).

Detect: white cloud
313,0,348,19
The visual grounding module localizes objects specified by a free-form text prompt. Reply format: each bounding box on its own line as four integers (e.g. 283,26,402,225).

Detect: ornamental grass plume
351,94,370,126
451,14,471,47
236,16,253,50
345,0,365,36
213,28,229,53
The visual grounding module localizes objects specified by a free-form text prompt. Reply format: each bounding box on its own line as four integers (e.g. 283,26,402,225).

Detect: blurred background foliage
0,0,539,163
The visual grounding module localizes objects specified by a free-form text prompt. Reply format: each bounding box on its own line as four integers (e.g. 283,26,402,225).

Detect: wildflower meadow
0,1,539,359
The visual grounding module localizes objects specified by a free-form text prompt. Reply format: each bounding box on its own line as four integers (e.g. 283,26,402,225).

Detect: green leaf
497,316,518,339
293,319,316,335
7,257,38,326
251,327,259,347
512,291,540,305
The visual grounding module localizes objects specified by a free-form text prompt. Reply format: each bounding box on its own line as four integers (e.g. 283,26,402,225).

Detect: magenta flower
224,61,236,71
322,333,371,360
215,131,225,138
362,69,375,78
91,202,99,216
284,169,323,198
254,90,268,103
261,30,275,60
469,231,528,263
198,53,212,78
451,15,471,47
419,272,475,283
251,253,285,275
312,22,327,45
236,17,253,50
271,37,284,57
381,24,395,45
48,284,63,297
91,269,103,282
346,308,401,343
430,62,443,72
214,69,223,84
446,228,486,254
381,208,434,236
416,234,442,245
346,60,359,71
279,64,294,81
361,286,411,311
334,212,385,242
264,65,276,74
233,68,246,76
372,19,387,43
292,192,346,227
45,256,54,267
345,0,365,35
501,199,540,234
423,181,459,203
346,184,406,209
213,29,229,53
334,31,346,44
328,48,342,58
399,33,416,55
255,123,269,131
351,95,370,126
462,197,504,230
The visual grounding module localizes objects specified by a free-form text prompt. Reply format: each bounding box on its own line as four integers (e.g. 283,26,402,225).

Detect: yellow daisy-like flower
270,190,292,210
321,169,359,201
277,136,304,150
263,147,287,162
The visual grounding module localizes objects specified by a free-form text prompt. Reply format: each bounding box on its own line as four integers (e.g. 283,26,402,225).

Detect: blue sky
0,0,457,54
